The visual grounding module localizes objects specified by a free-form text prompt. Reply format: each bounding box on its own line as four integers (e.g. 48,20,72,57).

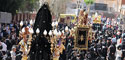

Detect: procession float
18,3,93,60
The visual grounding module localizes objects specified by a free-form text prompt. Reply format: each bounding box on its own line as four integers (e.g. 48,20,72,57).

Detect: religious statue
74,9,90,50
78,35,85,45
78,9,88,26
29,3,52,60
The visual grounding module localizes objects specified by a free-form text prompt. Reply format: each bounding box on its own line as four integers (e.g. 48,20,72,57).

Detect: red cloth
120,38,122,43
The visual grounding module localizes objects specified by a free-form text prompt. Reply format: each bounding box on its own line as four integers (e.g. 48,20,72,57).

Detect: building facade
95,0,121,12
95,0,125,15
121,0,125,15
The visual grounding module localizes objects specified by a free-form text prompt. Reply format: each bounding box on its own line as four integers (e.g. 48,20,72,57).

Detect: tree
0,0,22,15
19,0,39,12
0,0,39,15
84,0,94,12
49,0,70,19
84,0,94,5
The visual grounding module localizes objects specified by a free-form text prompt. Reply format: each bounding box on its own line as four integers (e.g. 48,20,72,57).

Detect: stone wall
0,12,12,23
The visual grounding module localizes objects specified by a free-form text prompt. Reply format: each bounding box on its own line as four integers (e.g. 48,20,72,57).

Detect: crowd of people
0,18,124,60
62,23,125,60
0,20,30,60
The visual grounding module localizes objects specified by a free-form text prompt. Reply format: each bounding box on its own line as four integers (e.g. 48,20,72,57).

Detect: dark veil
29,3,52,60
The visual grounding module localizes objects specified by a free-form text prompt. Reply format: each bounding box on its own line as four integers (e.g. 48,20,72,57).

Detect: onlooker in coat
10,46,16,60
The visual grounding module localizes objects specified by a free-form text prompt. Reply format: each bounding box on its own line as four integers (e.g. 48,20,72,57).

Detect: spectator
111,35,116,44
116,37,122,47
0,40,7,60
10,46,16,60
6,26,11,35
0,44,3,60
5,36,12,50
2,29,8,38
106,39,111,47
116,45,122,60
0,40,7,52
107,43,116,60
